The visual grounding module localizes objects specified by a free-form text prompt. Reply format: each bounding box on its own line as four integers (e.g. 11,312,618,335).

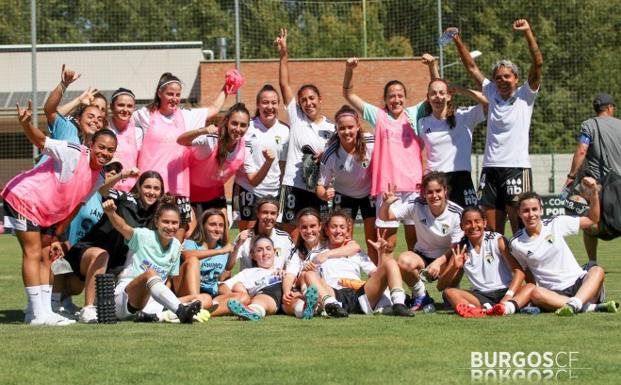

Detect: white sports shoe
78,305,98,324
28,312,76,326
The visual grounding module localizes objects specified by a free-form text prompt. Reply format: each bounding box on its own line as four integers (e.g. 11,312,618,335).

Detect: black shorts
414,250,436,267
175,195,193,225
553,276,585,298
478,167,532,210
232,183,259,221
191,196,227,220
333,192,375,220
445,171,477,207
333,286,365,314
278,185,329,225
255,283,283,305
3,202,55,235
468,288,508,306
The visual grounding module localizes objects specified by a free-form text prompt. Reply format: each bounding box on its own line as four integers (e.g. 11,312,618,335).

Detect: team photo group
3,20,618,326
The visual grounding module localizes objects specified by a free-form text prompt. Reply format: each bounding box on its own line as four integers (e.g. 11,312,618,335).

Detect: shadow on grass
0,309,24,324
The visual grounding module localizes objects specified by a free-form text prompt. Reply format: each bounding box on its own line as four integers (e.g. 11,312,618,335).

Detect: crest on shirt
545,234,554,244
275,136,281,144
485,253,494,264
362,158,370,168
441,224,449,235
275,247,281,257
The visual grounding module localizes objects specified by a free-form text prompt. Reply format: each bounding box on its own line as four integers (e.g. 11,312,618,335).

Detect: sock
248,303,266,318
412,280,426,297
146,276,181,312
583,303,597,313
504,301,517,315
51,292,61,307
25,286,44,319
61,296,74,308
322,295,338,306
40,285,53,314
293,300,305,318
567,297,583,313
390,288,406,305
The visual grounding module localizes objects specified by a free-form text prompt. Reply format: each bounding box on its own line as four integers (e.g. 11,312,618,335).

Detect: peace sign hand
275,28,288,56
451,244,468,269
382,182,399,206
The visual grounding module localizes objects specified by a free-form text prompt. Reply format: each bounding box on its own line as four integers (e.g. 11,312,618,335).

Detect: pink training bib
189,138,245,202
113,118,139,192
1,146,101,227
137,109,190,196
370,108,423,196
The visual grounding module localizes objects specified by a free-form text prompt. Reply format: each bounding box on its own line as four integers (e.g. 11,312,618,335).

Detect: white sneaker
78,305,98,324
28,312,76,326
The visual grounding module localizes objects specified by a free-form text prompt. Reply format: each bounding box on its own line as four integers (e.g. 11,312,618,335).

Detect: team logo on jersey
485,253,494,264
362,159,370,168
441,224,449,235
545,234,554,244
275,136,281,144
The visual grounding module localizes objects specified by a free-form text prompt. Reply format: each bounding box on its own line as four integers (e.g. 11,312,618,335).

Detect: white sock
412,280,426,297
504,301,516,315
25,286,44,319
40,285,53,314
248,303,266,318
567,297,583,312
146,276,181,312
293,300,305,318
390,288,406,305
322,295,338,306
582,303,597,313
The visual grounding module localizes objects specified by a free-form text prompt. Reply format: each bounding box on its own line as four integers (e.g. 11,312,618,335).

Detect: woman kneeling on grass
172,209,235,311
438,206,535,318
297,211,415,318
281,208,361,319
220,237,283,320
509,179,618,316
104,197,202,323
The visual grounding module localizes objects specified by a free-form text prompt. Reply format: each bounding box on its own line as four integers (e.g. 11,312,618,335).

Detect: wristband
567,174,576,179
505,289,515,297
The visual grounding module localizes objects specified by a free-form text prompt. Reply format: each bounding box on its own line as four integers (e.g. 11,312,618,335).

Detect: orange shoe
456,303,486,318
486,303,506,316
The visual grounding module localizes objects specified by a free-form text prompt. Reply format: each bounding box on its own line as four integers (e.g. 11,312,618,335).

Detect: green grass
0,228,620,385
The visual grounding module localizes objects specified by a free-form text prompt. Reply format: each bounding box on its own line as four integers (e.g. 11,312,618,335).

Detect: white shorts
358,289,393,315
374,191,418,228
114,278,164,320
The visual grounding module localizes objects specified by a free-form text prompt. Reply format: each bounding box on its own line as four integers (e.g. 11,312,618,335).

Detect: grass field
0,228,619,385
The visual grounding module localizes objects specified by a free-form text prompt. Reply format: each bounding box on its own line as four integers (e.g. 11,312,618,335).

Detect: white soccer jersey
418,105,485,173
234,117,290,197
281,98,335,191
317,133,374,198
285,244,328,277
223,267,281,296
236,228,294,271
463,231,512,292
510,216,586,291
312,250,376,290
390,197,463,259
481,78,538,168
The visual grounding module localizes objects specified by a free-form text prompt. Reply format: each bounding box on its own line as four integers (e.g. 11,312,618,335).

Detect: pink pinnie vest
189,139,245,202
137,109,190,196
112,119,139,192
1,146,101,227
370,108,423,196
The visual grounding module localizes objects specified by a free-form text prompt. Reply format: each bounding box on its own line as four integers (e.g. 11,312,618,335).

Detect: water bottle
438,29,458,47
559,186,571,202
422,303,436,314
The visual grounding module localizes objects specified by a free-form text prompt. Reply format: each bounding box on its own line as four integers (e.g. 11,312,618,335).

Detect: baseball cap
593,93,615,109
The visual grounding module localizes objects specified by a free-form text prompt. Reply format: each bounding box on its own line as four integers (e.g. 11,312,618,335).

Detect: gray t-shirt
580,116,621,180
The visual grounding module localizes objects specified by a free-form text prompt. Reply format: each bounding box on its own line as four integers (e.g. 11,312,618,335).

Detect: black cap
593,93,615,109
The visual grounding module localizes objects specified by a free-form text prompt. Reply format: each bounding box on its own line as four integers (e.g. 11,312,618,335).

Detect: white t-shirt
390,197,463,259
234,117,289,197
317,133,374,198
236,228,295,271
482,78,538,168
510,216,586,291
223,267,281,297
282,99,335,190
462,231,512,292
190,134,244,162
418,105,485,173
312,250,376,289
42,138,104,186
285,244,328,277
132,106,210,147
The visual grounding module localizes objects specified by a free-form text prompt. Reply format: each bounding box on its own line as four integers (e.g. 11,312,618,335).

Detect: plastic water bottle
422,303,436,314
438,29,458,47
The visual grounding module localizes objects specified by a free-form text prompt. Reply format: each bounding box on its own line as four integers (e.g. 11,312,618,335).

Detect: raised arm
102,199,134,241
513,19,543,91
176,124,218,146
246,149,276,186
99,167,140,197
57,87,99,118
204,83,228,122
342,58,366,113
17,101,46,149
44,64,81,125
275,28,294,106
378,183,399,221
450,28,484,90
579,176,600,229
421,53,440,81
448,83,489,107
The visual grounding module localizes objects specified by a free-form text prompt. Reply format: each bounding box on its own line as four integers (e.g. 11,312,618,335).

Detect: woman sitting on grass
104,197,202,323
297,211,415,318
438,206,535,318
